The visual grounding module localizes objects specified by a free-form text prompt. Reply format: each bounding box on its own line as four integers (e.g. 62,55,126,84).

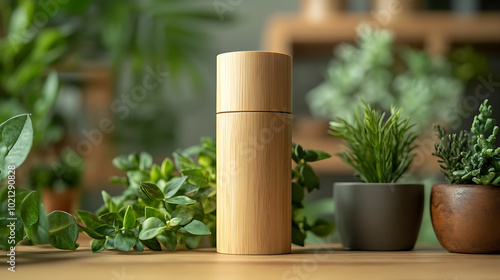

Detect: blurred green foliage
28,148,84,192
1,0,224,152
307,25,467,132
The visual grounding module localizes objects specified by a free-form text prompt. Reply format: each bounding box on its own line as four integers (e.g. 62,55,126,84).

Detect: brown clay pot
431,184,500,254
42,188,80,215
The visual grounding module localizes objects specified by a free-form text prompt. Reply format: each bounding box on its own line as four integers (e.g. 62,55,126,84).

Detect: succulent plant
434,100,500,185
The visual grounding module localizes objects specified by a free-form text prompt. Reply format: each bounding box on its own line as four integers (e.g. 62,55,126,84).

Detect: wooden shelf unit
263,12,500,56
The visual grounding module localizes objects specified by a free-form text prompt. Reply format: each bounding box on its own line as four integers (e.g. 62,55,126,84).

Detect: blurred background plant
306,25,487,132
0,0,223,201
28,148,84,213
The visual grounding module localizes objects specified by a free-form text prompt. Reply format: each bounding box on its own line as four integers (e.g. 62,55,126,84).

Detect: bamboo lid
217,51,292,114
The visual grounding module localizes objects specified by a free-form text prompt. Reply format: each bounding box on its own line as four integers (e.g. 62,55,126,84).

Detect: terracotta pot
431,184,500,254
42,188,80,214
334,183,424,250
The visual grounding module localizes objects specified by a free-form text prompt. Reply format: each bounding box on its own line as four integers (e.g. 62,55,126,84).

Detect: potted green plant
29,149,84,214
432,99,500,254
330,101,424,251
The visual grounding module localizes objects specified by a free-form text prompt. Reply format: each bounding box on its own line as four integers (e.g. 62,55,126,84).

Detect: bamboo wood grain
217,51,292,254
217,112,292,255
217,51,292,114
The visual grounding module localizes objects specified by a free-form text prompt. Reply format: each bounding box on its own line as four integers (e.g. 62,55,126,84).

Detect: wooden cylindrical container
216,51,292,255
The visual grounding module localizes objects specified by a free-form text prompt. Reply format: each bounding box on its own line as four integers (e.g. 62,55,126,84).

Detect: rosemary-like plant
329,101,418,183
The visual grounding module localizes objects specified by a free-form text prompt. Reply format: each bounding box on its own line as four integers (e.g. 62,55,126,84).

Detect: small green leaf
48,211,79,250
26,202,49,244
93,224,116,236
21,191,39,227
182,168,209,187
303,150,318,162
168,217,182,227
309,218,335,237
134,240,144,252
129,154,140,167
183,220,211,235
305,150,331,162
161,158,174,178
112,155,136,171
101,191,118,212
106,235,116,249
91,238,105,253
145,206,166,222
114,230,137,251
35,71,59,117
164,176,188,198
157,230,177,251
165,195,196,205
181,183,200,195
193,186,216,199
123,206,136,230
127,170,149,187
198,155,213,168
0,114,33,181
292,222,305,246
300,164,320,192
295,144,305,160
140,182,164,201
139,217,166,240
109,176,127,184
141,238,162,251
172,207,195,226
79,225,105,239
173,152,197,170
99,212,123,225
150,165,162,182
76,210,103,229
202,197,216,214
139,152,153,171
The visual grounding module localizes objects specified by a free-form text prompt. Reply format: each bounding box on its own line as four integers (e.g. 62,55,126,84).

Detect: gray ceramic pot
334,183,424,251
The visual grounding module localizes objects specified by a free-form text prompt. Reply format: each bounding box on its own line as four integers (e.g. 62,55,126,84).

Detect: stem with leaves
291,144,334,246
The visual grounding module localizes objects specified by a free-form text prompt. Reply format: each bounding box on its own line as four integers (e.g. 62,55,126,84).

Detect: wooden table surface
3,241,500,280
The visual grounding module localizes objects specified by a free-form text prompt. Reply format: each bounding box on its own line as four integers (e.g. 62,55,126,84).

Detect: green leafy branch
78,138,217,252
291,144,334,246
1,114,79,251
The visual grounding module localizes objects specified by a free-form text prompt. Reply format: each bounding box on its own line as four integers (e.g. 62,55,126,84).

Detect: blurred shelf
263,12,500,56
